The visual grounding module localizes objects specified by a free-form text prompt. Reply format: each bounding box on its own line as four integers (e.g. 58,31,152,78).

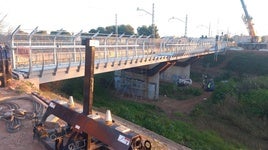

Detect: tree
137,25,150,36
105,26,115,34
117,25,134,35
89,27,106,34
137,25,159,38
50,30,71,35
36,30,48,35
88,28,98,33
88,25,135,35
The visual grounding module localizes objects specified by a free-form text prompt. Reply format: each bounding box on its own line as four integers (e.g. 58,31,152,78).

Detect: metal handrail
10,27,228,73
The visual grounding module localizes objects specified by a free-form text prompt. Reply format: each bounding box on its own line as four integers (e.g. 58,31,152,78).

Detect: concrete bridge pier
114,60,192,100
160,57,199,84
114,66,160,100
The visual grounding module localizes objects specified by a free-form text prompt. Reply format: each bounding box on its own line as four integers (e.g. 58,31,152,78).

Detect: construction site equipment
238,0,267,50
202,74,215,91
0,96,44,133
32,94,151,150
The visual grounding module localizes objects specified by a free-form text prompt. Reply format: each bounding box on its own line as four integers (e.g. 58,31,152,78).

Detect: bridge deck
9,27,227,83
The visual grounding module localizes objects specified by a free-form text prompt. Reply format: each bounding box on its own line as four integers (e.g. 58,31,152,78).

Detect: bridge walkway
8,26,227,84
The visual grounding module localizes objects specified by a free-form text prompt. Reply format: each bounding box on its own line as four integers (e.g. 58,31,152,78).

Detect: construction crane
238,0,266,50
240,0,256,42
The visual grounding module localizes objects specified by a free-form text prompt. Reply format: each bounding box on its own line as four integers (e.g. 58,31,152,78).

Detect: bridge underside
12,51,208,88
114,57,198,100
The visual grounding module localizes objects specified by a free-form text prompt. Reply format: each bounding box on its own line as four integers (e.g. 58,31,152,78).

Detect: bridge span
0,26,228,99
9,26,226,84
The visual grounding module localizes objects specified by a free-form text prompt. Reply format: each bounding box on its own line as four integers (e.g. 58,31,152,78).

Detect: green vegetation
200,53,227,68
225,53,268,75
55,73,242,150
51,51,268,149
190,51,268,149
191,78,268,149
89,25,135,35
88,24,160,38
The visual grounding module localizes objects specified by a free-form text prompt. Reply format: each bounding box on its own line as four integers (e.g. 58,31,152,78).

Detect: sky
0,0,267,37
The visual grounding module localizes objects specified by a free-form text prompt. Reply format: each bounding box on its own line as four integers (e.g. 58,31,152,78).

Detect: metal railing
9,26,226,75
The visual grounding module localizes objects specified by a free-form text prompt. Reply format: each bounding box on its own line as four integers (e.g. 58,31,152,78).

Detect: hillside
190,50,268,149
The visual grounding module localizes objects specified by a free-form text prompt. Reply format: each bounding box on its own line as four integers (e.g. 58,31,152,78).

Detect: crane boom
240,0,256,38
238,0,267,50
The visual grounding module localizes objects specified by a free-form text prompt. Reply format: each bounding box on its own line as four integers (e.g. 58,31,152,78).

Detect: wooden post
83,38,96,149
83,38,95,115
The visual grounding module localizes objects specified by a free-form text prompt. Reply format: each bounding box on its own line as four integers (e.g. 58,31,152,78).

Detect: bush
240,89,268,118
225,53,268,76
211,80,237,104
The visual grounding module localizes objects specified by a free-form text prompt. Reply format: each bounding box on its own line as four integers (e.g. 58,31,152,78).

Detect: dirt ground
123,82,212,119
0,80,191,150
0,89,47,150
156,91,211,117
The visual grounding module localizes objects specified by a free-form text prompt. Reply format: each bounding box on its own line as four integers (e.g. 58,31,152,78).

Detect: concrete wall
114,63,190,100
160,65,191,83
114,67,160,100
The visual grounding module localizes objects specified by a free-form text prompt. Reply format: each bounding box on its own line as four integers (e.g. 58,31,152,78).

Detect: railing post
126,35,135,58
162,37,170,53
73,30,83,62
10,25,21,69
104,33,113,60
143,35,151,56
135,35,143,57
28,27,38,76
116,33,124,58
53,29,63,65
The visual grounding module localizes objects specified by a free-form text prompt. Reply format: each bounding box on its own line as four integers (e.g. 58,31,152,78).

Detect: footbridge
3,26,227,99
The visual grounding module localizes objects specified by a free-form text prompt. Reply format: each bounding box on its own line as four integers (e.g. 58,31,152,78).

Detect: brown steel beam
83,38,95,115
40,100,141,150
83,38,95,149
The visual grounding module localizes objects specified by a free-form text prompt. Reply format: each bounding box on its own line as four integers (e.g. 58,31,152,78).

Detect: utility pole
115,13,118,36
184,14,188,37
137,3,155,38
169,14,188,37
152,3,155,38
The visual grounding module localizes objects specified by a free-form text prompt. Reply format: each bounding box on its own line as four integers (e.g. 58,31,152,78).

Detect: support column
115,65,160,100
147,71,159,100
